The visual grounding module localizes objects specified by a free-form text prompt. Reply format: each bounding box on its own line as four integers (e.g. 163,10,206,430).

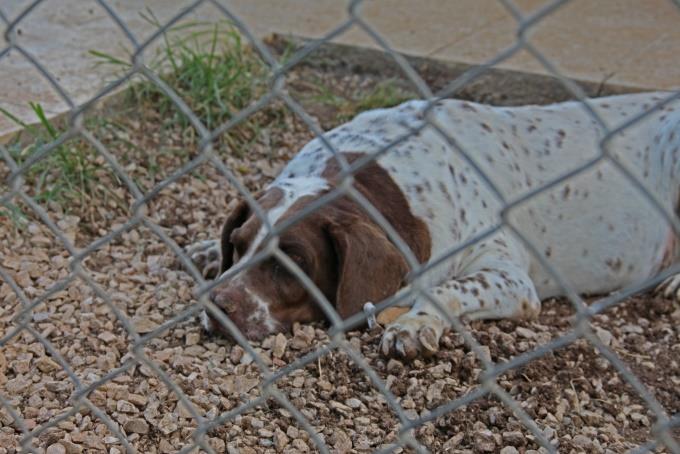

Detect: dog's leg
380,238,541,359
184,239,222,279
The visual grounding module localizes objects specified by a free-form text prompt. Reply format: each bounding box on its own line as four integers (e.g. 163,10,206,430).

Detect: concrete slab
1,0,678,140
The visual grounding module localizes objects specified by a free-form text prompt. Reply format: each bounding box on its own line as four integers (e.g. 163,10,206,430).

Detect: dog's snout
209,284,247,310
203,282,275,341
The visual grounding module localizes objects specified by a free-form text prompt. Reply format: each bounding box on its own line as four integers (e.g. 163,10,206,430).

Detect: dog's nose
209,285,247,312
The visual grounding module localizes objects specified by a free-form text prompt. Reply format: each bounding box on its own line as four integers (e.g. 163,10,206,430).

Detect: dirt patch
0,37,678,453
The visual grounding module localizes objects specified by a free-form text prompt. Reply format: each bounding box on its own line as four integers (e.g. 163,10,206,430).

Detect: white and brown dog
187,92,680,359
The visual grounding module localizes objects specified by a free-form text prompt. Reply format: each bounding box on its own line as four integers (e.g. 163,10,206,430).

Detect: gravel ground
1,39,679,453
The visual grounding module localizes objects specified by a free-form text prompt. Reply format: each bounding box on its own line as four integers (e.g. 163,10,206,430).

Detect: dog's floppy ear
326,215,409,319
220,199,250,272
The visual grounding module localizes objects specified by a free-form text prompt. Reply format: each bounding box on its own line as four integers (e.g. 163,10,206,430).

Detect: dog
186,92,680,359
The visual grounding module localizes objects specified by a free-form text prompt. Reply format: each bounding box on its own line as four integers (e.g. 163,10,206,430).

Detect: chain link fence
1,0,679,453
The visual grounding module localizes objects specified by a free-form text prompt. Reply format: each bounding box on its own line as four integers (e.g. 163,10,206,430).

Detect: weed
351,81,414,115
1,19,415,228
0,103,124,222
91,11,278,152
0,202,28,230
299,77,415,124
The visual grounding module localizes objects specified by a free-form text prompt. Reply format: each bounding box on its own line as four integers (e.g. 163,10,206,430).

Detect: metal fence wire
1,0,679,453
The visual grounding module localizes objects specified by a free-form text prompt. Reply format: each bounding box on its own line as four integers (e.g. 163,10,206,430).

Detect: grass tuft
91,11,275,147
1,20,419,227
0,103,124,224
300,77,415,124
351,81,414,116
2,104,95,201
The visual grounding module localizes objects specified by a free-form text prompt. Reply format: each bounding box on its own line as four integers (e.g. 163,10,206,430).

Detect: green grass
92,15,414,143
352,81,414,115
0,16,418,226
0,103,103,211
305,78,415,123
0,202,28,229
1,15,278,225
91,12,274,142
0,102,136,233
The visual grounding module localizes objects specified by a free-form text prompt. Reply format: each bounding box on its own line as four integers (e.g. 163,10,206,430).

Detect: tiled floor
1,0,678,139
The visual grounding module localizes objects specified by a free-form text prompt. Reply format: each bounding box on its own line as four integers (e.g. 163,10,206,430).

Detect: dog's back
283,93,680,297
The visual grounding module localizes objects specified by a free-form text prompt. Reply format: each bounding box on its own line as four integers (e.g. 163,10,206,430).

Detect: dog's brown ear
326,216,409,319
220,199,250,272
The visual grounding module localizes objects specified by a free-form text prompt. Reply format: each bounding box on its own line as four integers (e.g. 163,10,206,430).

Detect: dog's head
202,182,411,340
203,152,432,341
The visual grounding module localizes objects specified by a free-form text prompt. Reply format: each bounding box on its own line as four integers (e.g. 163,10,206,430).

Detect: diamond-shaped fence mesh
1,0,679,453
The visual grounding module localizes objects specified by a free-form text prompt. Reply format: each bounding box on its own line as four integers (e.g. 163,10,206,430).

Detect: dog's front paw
380,312,445,360
184,239,222,279
656,274,680,301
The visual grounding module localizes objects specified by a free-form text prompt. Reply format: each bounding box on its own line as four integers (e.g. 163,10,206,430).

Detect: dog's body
189,92,680,359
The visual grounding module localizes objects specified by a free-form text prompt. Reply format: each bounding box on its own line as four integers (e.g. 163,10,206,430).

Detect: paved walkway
1,0,679,139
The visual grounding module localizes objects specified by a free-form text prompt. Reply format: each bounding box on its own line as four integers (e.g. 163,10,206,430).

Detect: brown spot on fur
562,185,570,200
493,238,507,248
605,258,623,272
478,276,490,290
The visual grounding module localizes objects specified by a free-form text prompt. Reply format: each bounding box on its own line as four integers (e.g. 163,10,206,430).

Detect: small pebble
45,444,66,454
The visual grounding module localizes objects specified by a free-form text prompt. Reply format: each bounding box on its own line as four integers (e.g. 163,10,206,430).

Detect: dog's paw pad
379,313,443,360
184,239,222,279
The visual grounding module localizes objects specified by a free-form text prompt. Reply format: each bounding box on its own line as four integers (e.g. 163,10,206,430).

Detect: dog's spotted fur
187,92,680,359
